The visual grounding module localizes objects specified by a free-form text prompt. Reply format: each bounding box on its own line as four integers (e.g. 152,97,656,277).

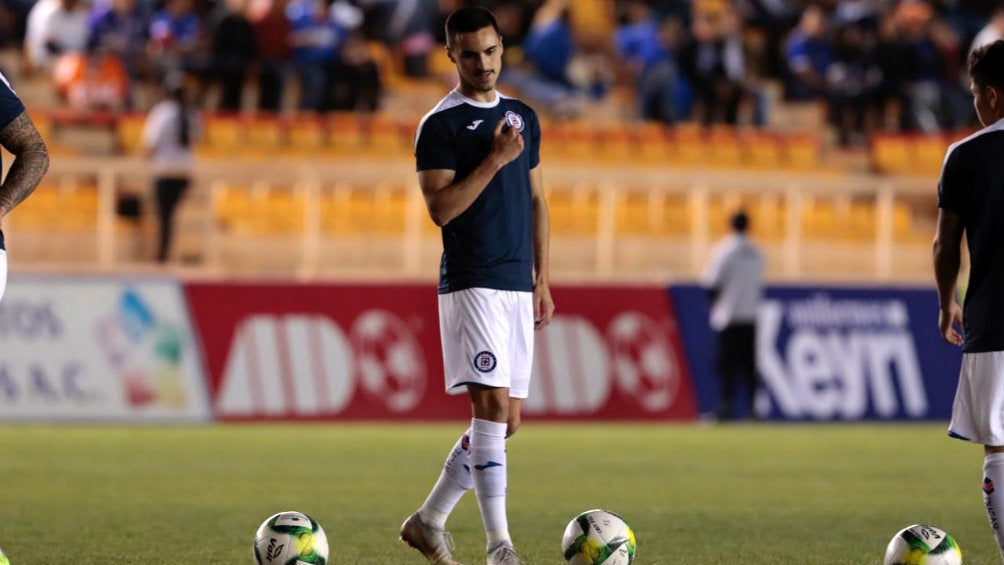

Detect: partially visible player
399,6,553,565
934,39,1004,564
0,70,50,302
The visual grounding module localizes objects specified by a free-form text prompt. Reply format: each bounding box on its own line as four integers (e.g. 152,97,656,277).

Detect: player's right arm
933,208,964,346
419,118,523,226
0,111,49,217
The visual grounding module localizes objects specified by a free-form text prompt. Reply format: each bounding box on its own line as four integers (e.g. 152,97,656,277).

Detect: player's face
447,26,503,100
971,79,1002,127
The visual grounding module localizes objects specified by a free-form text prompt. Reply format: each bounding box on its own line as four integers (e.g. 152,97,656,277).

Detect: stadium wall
0,276,961,422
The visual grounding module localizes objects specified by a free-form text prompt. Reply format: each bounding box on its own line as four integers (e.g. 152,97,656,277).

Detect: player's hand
939,302,963,346
533,282,554,330
491,117,524,167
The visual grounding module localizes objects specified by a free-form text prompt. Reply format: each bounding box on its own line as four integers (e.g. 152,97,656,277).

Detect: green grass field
0,422,991,564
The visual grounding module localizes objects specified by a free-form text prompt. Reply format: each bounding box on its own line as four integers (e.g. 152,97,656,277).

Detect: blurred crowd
0,0,997,144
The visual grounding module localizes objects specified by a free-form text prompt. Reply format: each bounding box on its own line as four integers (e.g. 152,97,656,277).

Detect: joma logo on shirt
466,120,484,130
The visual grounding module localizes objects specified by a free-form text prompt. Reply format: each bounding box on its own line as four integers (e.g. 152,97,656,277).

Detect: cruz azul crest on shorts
504,111,525,132
473,351,497,373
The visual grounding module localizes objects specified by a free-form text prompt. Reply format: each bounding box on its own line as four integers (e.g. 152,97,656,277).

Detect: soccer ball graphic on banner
883,524,962,565
561,509,636,565
253,511,329,565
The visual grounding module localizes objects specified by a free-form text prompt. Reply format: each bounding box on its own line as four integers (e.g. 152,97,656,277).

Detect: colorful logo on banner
0,277,208,422
95,289,187,408
670,285,962,421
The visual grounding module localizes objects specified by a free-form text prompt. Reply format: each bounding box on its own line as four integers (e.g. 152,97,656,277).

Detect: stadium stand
0,0,978,283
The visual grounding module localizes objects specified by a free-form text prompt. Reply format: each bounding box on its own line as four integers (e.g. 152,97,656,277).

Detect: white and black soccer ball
253,511,329,565
561,509,636,565
884,524,962,565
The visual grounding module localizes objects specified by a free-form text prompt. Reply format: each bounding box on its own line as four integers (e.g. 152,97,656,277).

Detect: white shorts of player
949,351,1004,446
0,249,7,302
438,287,534,399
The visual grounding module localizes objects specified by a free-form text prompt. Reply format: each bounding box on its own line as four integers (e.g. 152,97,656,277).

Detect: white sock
984,452,1004,562
470,418,510,546
418,428,474,528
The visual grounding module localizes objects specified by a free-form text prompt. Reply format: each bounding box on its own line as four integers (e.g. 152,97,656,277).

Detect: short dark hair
731,210,749,233
969,39,1004,90
445,6,501,45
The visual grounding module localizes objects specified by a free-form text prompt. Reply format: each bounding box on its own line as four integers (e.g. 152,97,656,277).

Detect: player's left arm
0,110,49,218
530,164,553,330
933,207,964,346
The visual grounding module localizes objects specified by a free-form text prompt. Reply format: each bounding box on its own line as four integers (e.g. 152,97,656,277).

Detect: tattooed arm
0,111,49,217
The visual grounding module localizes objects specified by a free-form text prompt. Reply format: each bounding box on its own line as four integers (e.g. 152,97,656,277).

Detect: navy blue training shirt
415,90,540,294
938,118,1004,352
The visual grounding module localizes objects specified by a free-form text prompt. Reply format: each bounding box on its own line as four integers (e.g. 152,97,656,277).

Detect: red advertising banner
185,283,698,421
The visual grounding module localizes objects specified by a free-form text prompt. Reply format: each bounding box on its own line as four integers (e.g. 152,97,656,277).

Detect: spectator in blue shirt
783,5,832,101
287,0,343,112
614,0,680,124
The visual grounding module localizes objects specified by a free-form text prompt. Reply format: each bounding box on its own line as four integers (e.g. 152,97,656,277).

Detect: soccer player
0,71,50,302
934,39,1004,563
399,6,554,565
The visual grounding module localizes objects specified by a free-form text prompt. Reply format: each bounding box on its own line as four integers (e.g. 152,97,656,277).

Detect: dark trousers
154,177,190,263
715,322,758,420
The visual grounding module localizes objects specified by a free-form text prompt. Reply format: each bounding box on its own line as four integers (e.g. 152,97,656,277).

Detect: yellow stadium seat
743,131,782,170
706,127,743,169
116,113,147,155
287,115,329,155
636,121,671,164
198,115,243,158
615,190,652,236
328,112,365,154
668,123,705,167
870,134,910,174
914,135,949,177
781,134,820,171
244,116,285,159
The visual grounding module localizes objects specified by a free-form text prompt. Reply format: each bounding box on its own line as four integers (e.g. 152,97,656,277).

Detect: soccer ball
0,545,9,565
561,509,636,565
883,524,962,565
253,511,329,565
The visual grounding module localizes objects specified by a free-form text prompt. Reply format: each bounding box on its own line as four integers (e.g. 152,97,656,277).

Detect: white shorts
438,287,534,398
0,249,7,302
949,351,1004,446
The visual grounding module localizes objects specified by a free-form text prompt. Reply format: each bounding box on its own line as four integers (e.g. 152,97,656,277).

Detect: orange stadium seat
780,133,821,171
615,190,653,236
360,114,411,156
705,127,743,169
848,199,877,241
287,114,330,156
116,113,147,155
244,115,285,159
870,134,911,174
595,122,634,163
328,112,366,154
635,121,671,164
914,135,949,177
198,115,243,158
742,131,782,170
547,184,600,236
800,197,837,239
321,182,411,236
667,124,705,167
